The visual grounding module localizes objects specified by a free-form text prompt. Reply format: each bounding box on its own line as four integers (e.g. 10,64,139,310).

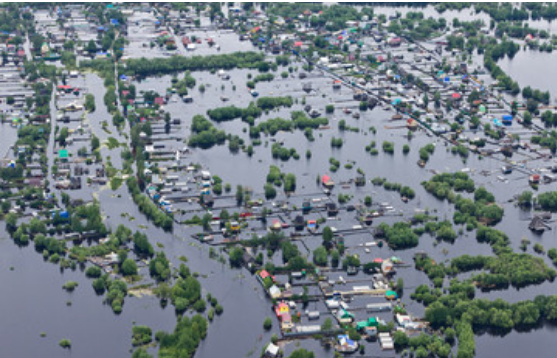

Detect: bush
86,266,102,278
263,317,273,330
132,325,153,346
382,141,394,154
62,281,79,292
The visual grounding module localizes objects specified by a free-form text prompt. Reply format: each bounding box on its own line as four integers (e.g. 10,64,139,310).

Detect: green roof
59,149,68,159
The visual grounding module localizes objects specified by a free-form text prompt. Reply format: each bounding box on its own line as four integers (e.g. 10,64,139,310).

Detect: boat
343,108,352,114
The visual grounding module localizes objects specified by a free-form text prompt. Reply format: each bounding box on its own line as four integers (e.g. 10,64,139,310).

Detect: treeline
256,96,293,110
157,315,208,357
484,40,520,95
124,52,265,77
127,176,173,231
206,96,293,124
207,103,262,124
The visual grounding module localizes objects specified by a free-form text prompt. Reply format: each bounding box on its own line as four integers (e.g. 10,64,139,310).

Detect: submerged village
6,2,557,358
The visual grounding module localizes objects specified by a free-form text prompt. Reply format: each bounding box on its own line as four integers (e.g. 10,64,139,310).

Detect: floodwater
499,50,557,96
2,4,557,358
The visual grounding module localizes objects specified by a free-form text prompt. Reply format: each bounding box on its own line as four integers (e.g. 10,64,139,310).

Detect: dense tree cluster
124,52,265,77
377,222,419,249
157,315,208,357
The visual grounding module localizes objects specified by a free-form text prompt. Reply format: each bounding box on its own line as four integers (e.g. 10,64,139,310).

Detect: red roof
452,93,461,99
322,174,331,184
259,270,271,280
122,90,130,97
57,85,72,90
294,41,303,47
154,97,165,105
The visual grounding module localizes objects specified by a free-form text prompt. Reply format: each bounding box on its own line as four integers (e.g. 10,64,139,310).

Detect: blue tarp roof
52,211,69,219
120,74,128,80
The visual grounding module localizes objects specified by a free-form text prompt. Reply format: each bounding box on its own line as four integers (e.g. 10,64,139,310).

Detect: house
59,149,69,162
326,202,338,216
389,37,402,47
337,334,358,353
264,343,280,358
293,215,305,230
396,314,413,328
529,216,549,233
269,285,281,299
201,193,214,207
275,302,289,319
322,174,335,189
230,221,240,232
270,219,282,231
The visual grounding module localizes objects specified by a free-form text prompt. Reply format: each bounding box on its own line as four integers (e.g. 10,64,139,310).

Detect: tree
331,249,340,268
288,349,314,358
132,348,153,358
518,190,533,207
121,258,138,276
236,185,244,205
321,318,333,332
322,226,334,249
229,247,244,268
393,331,409,349
313,246,328,266
133,232,154,258
263,317,273,330
86,40,97,55
523,111,533,125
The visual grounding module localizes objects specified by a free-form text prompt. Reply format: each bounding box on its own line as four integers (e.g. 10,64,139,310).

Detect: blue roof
111,19,119,25
98,26,104,31
52,211,69,219
120,74,128,80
